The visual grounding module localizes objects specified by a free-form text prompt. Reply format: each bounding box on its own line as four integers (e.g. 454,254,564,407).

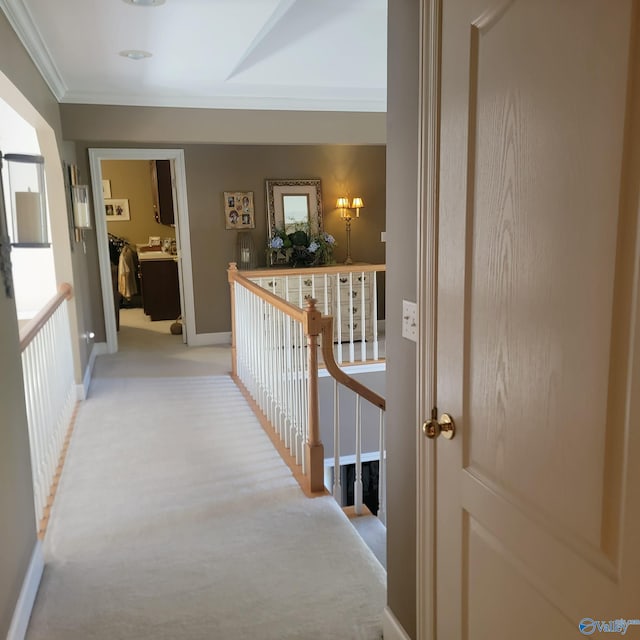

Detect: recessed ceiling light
119,50,152,60
122,0,166,5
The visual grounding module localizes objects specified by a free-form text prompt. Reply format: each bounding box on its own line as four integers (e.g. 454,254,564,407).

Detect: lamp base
344,216,353,266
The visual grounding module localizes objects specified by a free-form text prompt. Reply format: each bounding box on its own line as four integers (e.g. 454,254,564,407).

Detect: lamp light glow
336,196,350,218
351,197,364,217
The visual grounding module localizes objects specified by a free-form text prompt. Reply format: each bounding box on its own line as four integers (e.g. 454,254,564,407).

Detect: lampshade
4,153,49,246
336,196,350,208
351,196,364,218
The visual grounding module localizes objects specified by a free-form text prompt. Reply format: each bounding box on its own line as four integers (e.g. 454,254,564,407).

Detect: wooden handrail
228,263,305,323
20,283,73,352
239,263,386,278
320,316,386,411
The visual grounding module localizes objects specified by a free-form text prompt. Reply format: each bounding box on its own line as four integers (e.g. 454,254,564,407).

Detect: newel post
227,262,238,378
303,298,325,493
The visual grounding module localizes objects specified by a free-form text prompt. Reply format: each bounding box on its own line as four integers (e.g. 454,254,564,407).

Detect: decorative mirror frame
265,178,323,239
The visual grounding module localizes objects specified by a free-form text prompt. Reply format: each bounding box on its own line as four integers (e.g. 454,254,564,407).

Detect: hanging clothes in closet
108,234,138,300
118,245,137,300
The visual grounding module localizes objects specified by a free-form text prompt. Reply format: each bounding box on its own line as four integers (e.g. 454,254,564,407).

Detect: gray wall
73,142,386,337
0,293,36,639
0,11,52,637
386,0,420,637
61,104,386,146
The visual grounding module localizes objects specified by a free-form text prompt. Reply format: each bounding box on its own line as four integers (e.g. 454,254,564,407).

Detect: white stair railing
19,283,76,527
229,266,324,492
245,264,386,365
229,264,386,517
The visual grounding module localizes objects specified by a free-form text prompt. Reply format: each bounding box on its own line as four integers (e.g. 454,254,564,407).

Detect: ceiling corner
0,0,67,100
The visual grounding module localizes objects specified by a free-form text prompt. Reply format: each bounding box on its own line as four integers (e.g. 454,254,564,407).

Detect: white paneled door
426,0,640,638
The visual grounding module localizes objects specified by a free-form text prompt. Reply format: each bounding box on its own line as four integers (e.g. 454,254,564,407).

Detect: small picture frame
102,179,112,199
105,198,130,221
224,191,254,230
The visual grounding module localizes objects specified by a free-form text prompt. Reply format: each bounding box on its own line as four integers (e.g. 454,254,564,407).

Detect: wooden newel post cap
303,297,322,336
58,282,73,300
228,262,238,271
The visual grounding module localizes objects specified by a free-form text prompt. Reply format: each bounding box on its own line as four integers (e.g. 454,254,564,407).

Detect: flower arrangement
268,225,336,267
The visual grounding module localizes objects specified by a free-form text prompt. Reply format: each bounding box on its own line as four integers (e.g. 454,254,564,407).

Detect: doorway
89,148,195,353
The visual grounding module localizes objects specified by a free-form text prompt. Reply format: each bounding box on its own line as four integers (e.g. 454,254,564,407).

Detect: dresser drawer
249,269,377,341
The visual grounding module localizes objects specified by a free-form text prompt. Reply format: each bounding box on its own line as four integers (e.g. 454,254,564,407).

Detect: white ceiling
1,0,387,112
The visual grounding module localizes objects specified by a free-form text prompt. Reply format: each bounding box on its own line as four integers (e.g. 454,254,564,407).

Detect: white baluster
323,273,329,316
296,322,304,468
354,395,363,515
348,272,355,363
372,270,379,361
284,315,293,449
335,273,343,363
333,379,341,504
378,409,386,524
360,271,366,362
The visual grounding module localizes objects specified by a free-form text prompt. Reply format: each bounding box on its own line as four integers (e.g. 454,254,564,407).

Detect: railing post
227,262,238,377
303,298,324,493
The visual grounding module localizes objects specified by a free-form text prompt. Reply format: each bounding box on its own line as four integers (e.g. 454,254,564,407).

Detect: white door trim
6,540,44,640
88,148,195,353
416,0,441,639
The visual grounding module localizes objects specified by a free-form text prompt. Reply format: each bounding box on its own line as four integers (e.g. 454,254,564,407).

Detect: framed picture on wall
105,198,130,221
224,191,254,230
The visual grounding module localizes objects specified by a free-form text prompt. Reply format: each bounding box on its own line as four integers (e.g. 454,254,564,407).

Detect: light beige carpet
26,328,385,639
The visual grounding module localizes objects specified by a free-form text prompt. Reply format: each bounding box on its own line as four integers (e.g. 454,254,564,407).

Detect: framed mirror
266,178,323,238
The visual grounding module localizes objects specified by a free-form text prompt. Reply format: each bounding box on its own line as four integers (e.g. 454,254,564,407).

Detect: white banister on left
19,283,76,530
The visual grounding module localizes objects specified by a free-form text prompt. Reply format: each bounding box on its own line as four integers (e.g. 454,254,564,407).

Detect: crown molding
0,0,67,100
60,90,386,113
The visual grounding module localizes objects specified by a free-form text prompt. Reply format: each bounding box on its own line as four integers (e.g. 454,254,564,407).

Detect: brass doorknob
422,413,455,440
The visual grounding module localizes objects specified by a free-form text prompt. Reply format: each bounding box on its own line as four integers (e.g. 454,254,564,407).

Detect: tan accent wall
385,0,420,636
75,143,386,336
102,160,175,247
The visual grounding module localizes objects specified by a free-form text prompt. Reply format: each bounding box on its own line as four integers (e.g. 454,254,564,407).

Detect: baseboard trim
188,331,232,346
77,342,107,400
382,606,411,640
6,541,44,640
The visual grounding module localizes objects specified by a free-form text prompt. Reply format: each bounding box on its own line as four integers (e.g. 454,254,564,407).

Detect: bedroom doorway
89,148,195,354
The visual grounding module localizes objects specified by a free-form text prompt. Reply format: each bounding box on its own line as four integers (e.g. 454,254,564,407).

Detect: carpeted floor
26,324,385,639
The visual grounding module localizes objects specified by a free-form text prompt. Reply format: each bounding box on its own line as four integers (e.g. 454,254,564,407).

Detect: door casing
88,148,195,352
416,0,441,638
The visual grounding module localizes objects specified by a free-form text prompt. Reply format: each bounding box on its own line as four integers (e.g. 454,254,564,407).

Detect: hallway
25,325,386,639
